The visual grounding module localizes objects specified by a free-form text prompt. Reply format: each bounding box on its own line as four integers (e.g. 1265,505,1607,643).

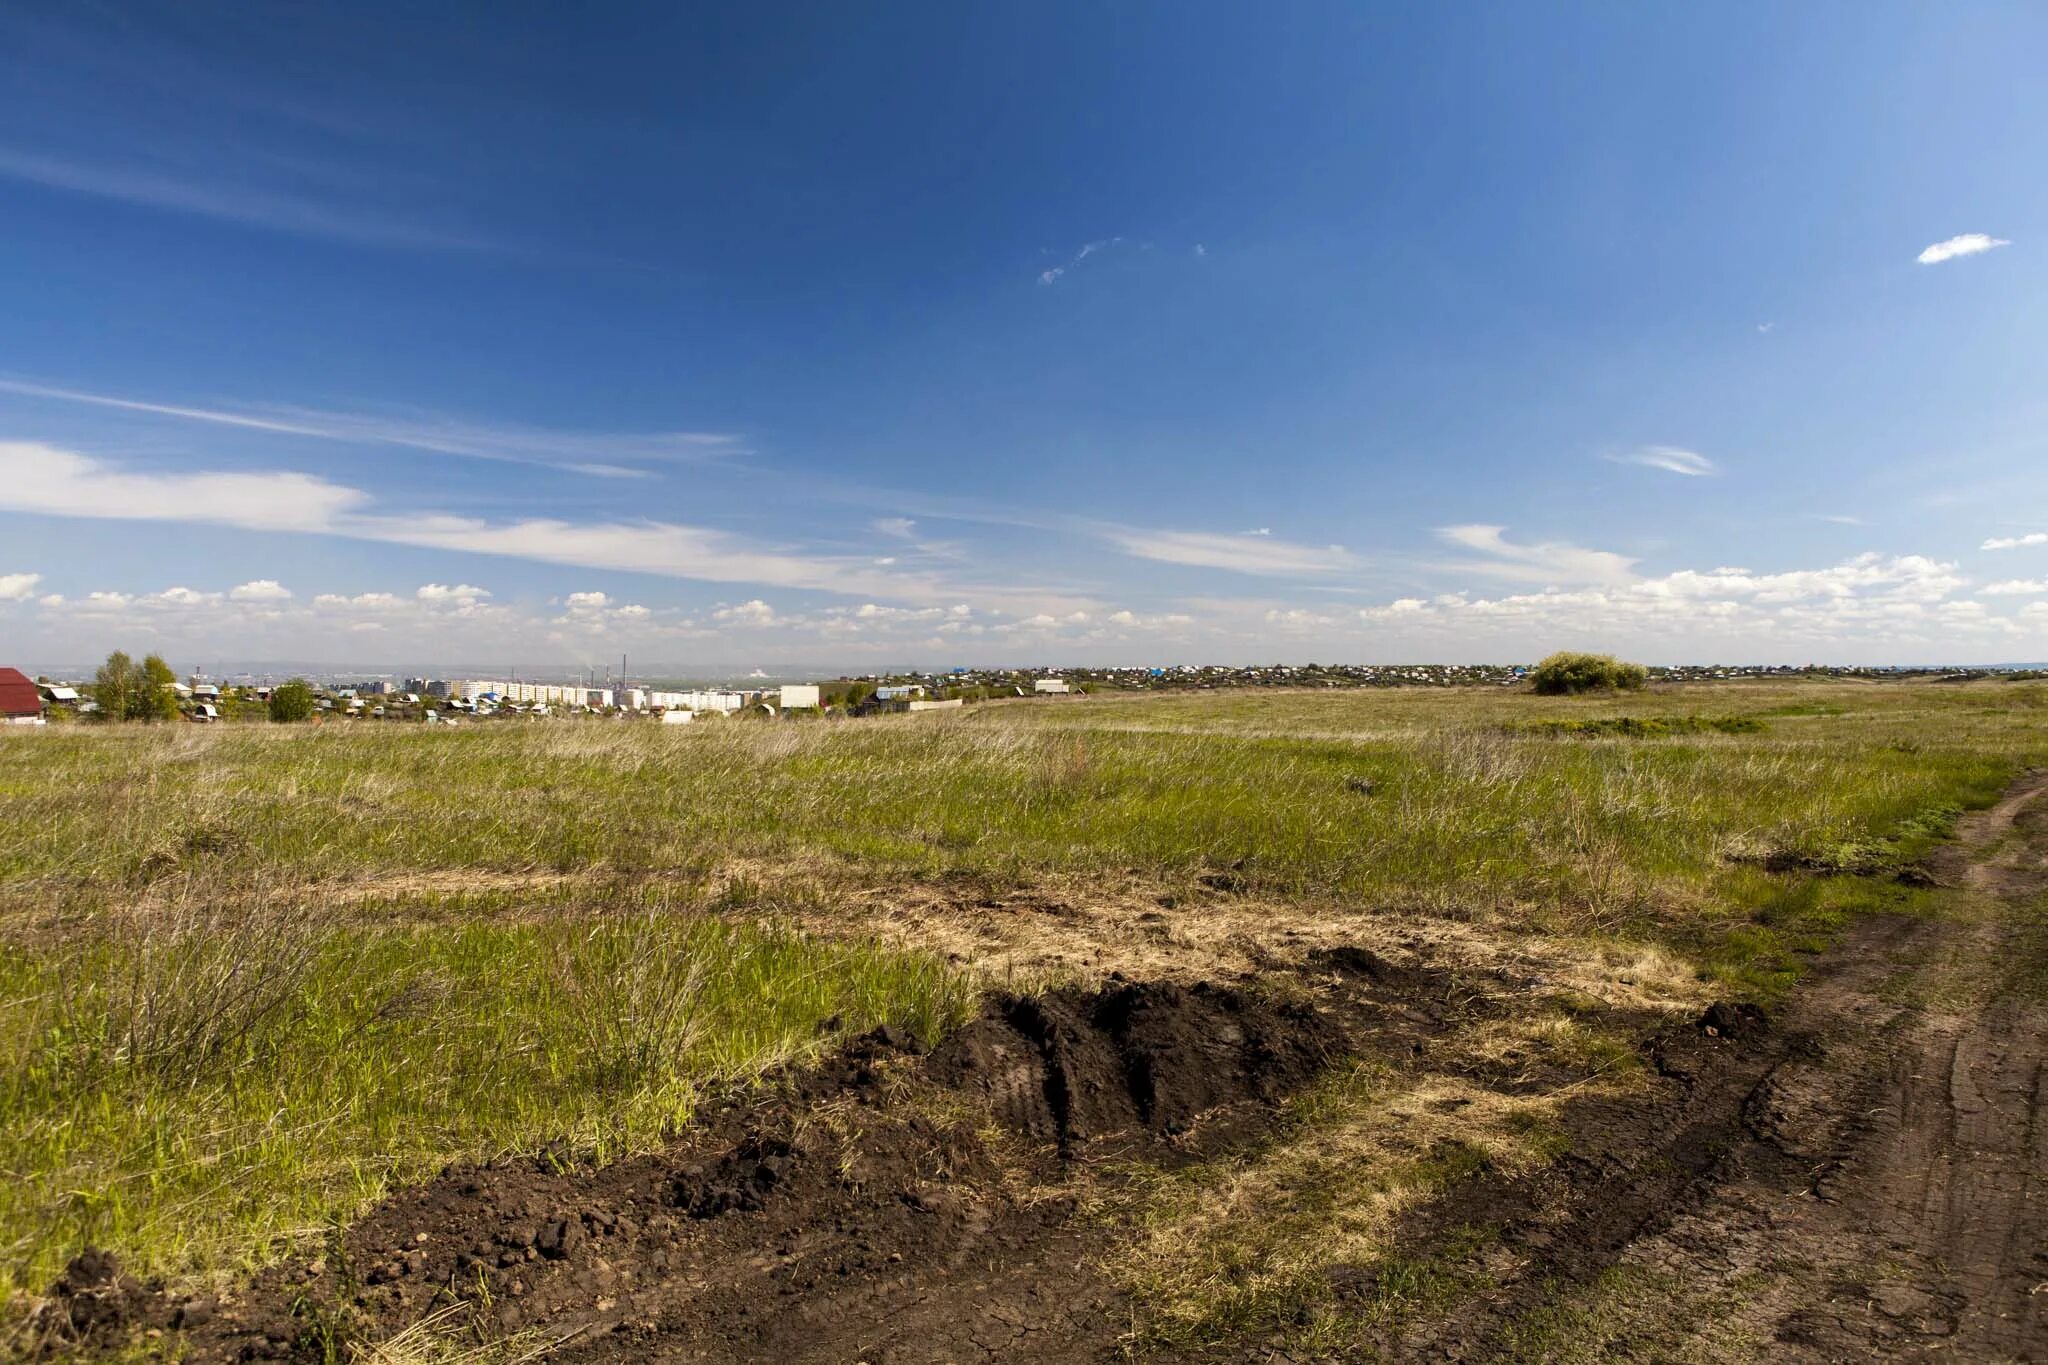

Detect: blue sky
3,2,2046,669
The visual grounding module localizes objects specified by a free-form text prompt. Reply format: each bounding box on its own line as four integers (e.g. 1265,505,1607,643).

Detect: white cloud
1917,234,2011,265
1435,525,1639,586
1036,236,1125,284
314,592,404,611
1607,446,1716,477
0,443,1091,617
229,579,293,602
1983,532,2048,550
564,591,610,609
872,517,918,539
0,381,739,475
415,583,491,604
0,441,368,530
1358,597,1430,621
1980,580,2048,597
1343,552,1987,647
713,599,778,626
1809,514,1865,526
1108,528,1356,576
0,571,40,601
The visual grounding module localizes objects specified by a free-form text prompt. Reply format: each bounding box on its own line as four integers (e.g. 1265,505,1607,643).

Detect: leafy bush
1526,652,1648,696
268,679,317,723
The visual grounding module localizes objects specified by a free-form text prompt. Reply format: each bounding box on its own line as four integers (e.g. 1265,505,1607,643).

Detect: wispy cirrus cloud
1983,532,2048,550
1435,524,1638,586
1980,580,2048,597
0,442,1097,616
1037,235,1124,285
0,145,483,252
1606,445,1716,476
1916,233,2011,265
0,379,739,475
1105,527,1356,576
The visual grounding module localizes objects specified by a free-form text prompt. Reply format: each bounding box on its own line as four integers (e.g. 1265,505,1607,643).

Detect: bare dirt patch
82,963,1442,1364
1359,773,2048,1362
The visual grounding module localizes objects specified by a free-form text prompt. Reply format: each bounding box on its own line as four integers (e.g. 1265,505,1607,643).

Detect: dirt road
1476,774,2048,1361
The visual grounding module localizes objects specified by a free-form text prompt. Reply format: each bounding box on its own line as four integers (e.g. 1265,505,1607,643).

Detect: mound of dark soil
159,974,1361,1364
931,978,1339,1151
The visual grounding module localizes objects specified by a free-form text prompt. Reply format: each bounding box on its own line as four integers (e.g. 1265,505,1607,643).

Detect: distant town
5,657,2045,727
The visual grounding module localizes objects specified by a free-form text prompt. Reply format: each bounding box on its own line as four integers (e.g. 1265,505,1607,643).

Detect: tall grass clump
0,882,973,1299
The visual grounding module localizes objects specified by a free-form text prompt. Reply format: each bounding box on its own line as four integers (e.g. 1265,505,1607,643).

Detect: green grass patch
1511,715,1767,738
1,679,2042,1309
0,899,972,1298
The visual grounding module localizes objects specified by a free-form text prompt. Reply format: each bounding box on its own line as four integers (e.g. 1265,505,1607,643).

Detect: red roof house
0,668,45,720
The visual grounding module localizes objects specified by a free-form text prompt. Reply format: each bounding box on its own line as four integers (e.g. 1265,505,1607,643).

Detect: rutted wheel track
1409,773,2048,1362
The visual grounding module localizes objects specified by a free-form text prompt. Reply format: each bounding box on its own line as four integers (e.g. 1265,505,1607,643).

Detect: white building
779,684,821,709
641,688,746,714
1033,678,1070,694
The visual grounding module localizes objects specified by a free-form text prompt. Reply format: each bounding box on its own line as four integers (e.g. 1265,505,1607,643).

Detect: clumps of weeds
1029,733,1098,800
70,888,324,1084
346,1299,560,1365
130,822,254,883
1748,802,1965,877
543,915,710,1089
1342,774,1378,796
1510,715,1766,739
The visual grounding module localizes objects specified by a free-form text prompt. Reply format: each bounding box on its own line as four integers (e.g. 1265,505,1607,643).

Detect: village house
0,668,47,725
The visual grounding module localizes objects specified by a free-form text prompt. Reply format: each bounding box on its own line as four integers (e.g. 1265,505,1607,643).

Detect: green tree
269,680,317,723
91,650,135,723
131,654,181,722
1527,651,1649,696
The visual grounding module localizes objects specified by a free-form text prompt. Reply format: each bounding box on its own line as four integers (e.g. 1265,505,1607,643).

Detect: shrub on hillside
1527,651,1649,696
268,680,316,723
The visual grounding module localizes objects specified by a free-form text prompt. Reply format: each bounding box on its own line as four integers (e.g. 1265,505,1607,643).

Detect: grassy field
2,678,2045,1317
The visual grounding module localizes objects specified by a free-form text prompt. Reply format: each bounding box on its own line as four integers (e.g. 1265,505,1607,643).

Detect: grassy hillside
1,679,2043,1303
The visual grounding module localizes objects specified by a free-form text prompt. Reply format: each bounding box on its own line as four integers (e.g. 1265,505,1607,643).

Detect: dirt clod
1698,1000,1769,1040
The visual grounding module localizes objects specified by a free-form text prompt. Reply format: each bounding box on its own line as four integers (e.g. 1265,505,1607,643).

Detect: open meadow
5,678,2047,1361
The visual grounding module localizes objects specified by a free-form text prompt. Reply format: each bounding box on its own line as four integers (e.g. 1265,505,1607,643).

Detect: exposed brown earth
36,777,2048,1363
1533,772,2048,1362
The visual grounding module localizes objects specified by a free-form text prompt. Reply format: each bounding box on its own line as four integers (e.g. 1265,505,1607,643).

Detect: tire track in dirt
1462,773,2048,1362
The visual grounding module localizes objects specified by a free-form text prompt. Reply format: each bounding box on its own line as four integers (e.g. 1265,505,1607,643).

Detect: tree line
85,650,317,723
